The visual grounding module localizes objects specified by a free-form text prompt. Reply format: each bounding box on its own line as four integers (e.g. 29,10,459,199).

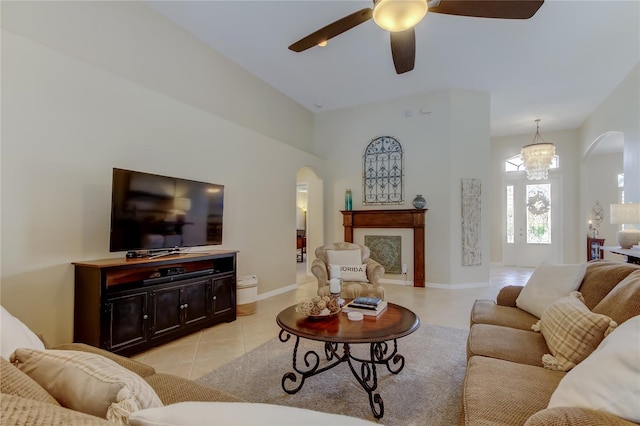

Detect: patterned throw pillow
11,349,163,424
532,291,617,371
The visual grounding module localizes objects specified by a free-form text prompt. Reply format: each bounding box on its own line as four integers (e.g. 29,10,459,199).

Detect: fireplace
341,209,427,287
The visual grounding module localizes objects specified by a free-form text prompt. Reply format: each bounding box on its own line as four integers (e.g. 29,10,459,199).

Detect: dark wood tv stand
73,251,237,355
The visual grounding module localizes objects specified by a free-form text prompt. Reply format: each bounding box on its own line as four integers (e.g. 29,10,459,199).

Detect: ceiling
146,1,639,138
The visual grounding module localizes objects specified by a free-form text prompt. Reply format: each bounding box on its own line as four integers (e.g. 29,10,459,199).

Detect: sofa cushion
467,324,549,366
0,357,60,406
144,373,245,405
593,269,640,325
548,315,640,424
525,407,639,426
1,394,111,426
579,260,640,309
533,291,617,371
470,300,539,331
462,356,565,426
1,305,46,360
11,349,163,424
515,262,586,318
129,401,380,426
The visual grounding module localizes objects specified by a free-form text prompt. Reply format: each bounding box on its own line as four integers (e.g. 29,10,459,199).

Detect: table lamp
610,203,640,249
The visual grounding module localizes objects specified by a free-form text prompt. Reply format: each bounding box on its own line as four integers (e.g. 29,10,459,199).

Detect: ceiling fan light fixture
373,0,428,32
521,119,555,180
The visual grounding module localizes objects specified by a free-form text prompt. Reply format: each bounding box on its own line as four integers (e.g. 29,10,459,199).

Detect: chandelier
521,119,555,180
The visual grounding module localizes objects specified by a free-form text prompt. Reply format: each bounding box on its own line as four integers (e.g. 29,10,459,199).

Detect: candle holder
329,278,344,306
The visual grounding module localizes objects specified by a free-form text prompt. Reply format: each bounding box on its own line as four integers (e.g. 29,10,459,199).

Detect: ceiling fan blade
288,8,373,52
390,28,416,75
429,0,544,19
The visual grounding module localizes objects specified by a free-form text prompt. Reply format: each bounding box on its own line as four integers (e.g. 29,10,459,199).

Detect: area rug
196,324,468,425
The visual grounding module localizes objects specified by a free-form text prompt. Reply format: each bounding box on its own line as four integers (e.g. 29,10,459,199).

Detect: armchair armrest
365,259,385,286
311,258,329,292
53,343,155,378
524,407,637,426
496,285,524,307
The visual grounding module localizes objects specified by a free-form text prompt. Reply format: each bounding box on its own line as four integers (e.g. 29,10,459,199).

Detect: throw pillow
532,291,616,371
326,249,362,268
330,264,369,282
0,305,45,360
0,357,60,406
129,401,379,425
548,314,640,423
516,261,586,318
10,349,163,424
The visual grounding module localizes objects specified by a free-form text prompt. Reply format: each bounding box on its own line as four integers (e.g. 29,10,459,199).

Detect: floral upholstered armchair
311,242,385,299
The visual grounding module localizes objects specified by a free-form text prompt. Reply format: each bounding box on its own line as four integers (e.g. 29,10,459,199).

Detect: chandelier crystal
521,119,555,180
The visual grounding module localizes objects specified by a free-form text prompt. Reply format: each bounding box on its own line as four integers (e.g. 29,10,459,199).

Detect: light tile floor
131,265,533,380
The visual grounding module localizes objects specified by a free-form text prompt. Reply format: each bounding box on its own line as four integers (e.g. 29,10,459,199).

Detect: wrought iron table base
278,329,405,419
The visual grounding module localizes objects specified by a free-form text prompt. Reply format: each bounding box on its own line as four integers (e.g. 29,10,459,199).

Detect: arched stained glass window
363,136,404,205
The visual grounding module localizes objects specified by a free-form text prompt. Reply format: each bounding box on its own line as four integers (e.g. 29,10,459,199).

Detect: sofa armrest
496,285,524,307
53,343,156,378
524,407,638,426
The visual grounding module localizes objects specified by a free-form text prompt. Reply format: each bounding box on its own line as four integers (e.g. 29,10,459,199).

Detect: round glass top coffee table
276,302,420,419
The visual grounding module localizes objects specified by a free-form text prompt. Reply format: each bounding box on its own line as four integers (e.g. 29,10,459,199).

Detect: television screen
109,168,224,252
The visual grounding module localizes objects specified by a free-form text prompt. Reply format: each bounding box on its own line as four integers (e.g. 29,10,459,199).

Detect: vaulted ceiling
146,1,639,137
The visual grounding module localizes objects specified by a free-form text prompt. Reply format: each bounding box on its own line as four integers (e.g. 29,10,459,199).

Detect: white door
503,176,563,267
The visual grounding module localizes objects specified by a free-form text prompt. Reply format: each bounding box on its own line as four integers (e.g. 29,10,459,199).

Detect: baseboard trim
257,283,298,301
380,278,413,286
425,281,490,289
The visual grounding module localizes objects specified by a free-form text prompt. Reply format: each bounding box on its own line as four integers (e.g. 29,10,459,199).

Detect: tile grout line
187,330,203,379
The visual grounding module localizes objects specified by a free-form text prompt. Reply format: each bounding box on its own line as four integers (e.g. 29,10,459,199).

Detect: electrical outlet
402,263,408,274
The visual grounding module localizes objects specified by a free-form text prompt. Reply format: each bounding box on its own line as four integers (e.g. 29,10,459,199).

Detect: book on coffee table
349,297,382,309
343,300,388,317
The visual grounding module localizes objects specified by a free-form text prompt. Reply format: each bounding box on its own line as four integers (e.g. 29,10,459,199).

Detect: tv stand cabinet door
103,290,149,353
149,284,183,339
181,278,210,327
212,274,236,319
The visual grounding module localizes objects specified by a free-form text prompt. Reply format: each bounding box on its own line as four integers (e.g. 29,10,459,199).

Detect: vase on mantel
413,195,426,209
345,189,353,211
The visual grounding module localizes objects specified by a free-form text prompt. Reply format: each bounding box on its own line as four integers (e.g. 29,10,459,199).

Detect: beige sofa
1,342,245,425
461,260,640,425
1,321,378,425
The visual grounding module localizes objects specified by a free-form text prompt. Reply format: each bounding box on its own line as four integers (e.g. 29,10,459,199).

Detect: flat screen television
109,168,224,253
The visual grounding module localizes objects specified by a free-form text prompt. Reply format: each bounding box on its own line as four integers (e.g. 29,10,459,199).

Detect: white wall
1,3,321,346
315,89,491,286
1,1,314,154
581,64,640,203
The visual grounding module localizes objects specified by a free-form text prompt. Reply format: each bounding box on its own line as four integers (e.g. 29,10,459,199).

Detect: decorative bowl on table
296,296,341,320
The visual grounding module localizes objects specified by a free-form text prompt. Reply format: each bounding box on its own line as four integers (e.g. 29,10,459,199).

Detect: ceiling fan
289,0,544,74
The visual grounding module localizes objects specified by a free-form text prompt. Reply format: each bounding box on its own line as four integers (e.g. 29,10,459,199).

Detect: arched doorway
582,131,625,259
296,167,323,284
